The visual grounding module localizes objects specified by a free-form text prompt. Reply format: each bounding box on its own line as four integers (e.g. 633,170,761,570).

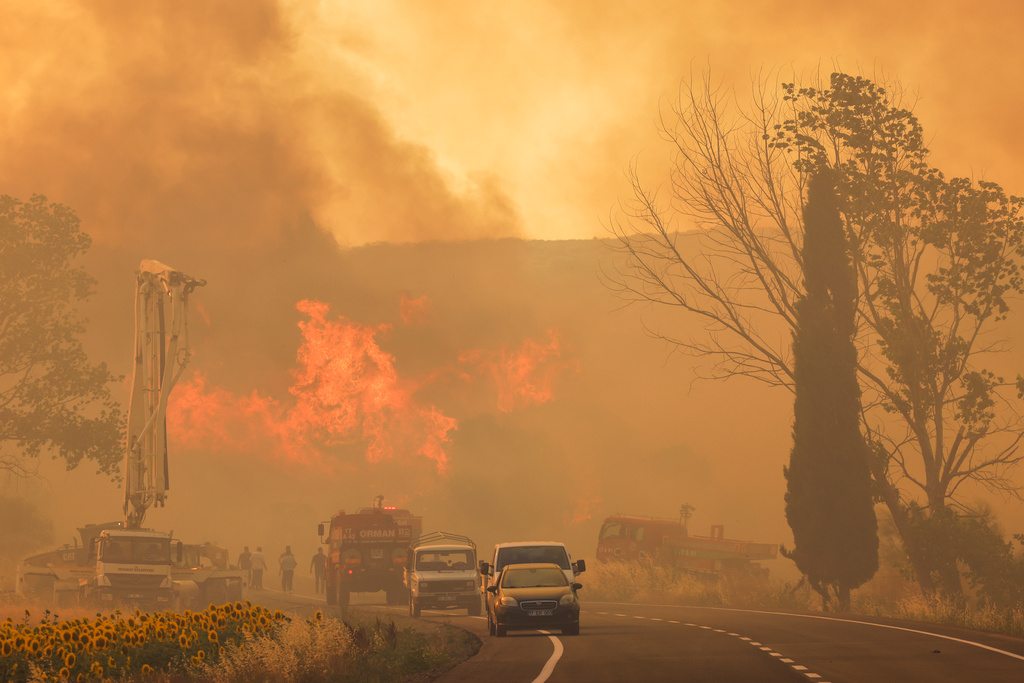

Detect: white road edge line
591,601,1024,662
531,630,565,683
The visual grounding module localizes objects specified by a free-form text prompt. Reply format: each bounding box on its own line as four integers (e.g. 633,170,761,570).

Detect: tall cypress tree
784,169,878,611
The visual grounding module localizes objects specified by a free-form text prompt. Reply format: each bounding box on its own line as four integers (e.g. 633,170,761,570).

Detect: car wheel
495,624,507,637
562,622,580,636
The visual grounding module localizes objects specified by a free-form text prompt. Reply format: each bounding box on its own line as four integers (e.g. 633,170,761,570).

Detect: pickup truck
404,532,481,617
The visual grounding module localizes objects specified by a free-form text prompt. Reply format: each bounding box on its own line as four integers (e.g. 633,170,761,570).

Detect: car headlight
464,580,476,590
499,596,517,607
559,593,576,606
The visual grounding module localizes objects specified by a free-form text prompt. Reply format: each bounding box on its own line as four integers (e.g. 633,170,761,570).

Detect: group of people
236,546,328,595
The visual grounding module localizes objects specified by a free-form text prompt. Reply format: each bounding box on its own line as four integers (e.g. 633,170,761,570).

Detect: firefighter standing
250,547,267,590
279,546,298,594
310,547,327,594
238,546,252,586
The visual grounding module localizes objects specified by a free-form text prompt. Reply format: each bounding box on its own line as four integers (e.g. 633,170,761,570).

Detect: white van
479,541,586,591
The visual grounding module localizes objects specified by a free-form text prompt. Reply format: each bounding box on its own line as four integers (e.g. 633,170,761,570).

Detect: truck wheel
467,598,481,616
409,595,421,618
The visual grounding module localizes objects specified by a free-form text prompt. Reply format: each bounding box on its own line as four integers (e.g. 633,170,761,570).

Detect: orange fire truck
596,515,778,577
317,497,422,608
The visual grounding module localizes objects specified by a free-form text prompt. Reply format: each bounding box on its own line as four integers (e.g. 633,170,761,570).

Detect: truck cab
404,532,480,617
89,528,177,608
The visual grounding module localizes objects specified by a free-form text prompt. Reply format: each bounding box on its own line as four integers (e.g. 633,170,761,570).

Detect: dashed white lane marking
531,630,564,683
595,601,1024,662
598,610,829,681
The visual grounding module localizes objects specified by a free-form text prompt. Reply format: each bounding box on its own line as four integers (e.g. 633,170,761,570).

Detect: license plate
370,549,384,559
127,593,143,599
527,610,553,616
438,595,455,601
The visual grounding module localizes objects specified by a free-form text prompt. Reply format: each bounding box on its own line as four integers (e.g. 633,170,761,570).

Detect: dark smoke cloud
0,1,520,252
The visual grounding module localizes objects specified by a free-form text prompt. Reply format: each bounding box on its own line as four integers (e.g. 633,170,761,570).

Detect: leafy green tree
0,195,123,477
610,70,1024,596
784,170,878,610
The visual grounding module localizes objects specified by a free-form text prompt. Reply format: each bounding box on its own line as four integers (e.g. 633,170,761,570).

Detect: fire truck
318,497,422,608
596,515,778,577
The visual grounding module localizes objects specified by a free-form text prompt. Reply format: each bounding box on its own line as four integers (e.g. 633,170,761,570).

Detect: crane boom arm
123,260,206,529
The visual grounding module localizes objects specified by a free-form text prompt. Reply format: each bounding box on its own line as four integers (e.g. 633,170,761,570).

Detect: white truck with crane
17,261,242,608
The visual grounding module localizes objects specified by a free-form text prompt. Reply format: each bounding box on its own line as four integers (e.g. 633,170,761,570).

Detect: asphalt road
251,585,1024,682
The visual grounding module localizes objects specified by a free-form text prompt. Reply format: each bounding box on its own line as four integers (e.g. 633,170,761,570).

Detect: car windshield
416,549,474,571
496,546,570,571
100,537,170,565
501,567,567,588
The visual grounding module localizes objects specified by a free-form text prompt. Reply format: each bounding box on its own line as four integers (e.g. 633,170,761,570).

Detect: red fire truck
596,515,778,577
317,497,423,608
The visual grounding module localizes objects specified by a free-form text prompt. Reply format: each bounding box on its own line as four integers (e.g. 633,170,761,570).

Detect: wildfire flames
458,329,578,412
168,298,576,472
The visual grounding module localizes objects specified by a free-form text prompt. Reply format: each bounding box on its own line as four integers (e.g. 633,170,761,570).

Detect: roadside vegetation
0,601,472,682
582,560,1024,638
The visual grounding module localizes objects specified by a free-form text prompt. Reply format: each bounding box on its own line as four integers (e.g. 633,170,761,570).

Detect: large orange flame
168,300,578,472
168,299,456,471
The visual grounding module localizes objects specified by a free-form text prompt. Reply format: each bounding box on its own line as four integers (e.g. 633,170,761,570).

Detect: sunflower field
0,601,290,682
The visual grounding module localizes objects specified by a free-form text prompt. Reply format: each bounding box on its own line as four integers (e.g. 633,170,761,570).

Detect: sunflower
64,652,76,668
207,629,218,643
142,663,153,675
2,640,12,656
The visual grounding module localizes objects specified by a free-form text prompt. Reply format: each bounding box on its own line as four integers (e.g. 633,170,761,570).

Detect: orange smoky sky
1,1,1022,248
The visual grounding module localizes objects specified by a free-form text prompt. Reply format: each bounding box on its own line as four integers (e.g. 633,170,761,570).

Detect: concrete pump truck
16,261,224,608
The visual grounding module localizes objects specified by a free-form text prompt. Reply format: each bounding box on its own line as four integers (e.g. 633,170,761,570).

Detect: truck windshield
416,549,474,571
101,538,170,565
496,546,570,572
501,566,568,588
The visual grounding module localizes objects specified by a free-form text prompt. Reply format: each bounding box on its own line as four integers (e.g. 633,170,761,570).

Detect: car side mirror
479,561,490,576
574,559,586,573
572,582,583,591
317,522,325,536
486,585,499,594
